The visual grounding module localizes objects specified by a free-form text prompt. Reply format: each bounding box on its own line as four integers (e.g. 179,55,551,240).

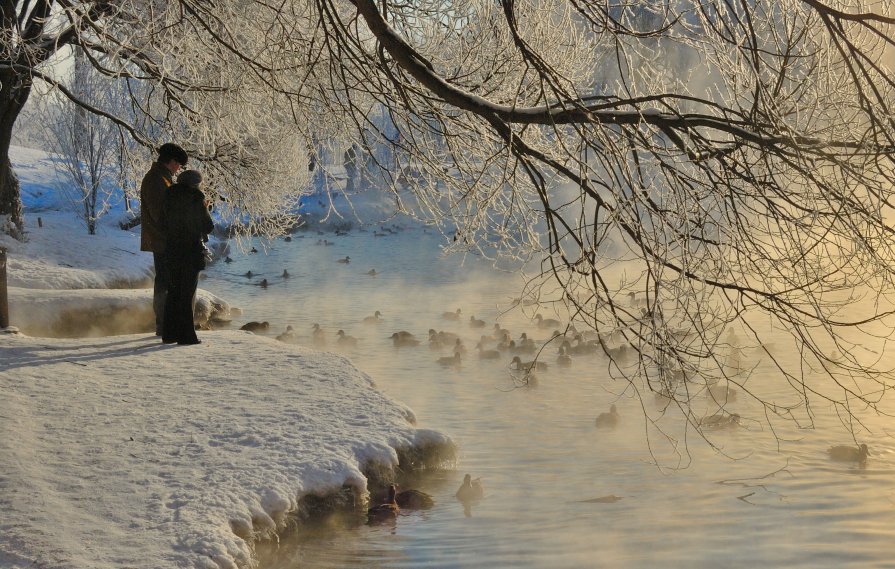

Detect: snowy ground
0,146,455,568
0,331,452,569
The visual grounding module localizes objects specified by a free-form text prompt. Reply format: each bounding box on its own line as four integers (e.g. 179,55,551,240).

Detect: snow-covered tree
41,48,122,234
3,1,895,437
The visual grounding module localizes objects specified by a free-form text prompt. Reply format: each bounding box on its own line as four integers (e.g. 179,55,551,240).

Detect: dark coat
140,162,174,252
162,182,214,270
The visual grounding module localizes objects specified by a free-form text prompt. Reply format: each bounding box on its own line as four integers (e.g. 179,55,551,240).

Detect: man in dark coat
161,169,214,345
140,143,188,335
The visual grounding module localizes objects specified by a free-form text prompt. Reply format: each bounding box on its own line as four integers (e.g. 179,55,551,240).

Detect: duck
224,256,233,263
336,329,358,347
311,323,327,345
594,404,620,428
259,278,268,289
476,342,501,360
534,313,562,329
368,484,400,520
469,315,486,328
442,308,462,320
366,269,378,276
429,329,459,343
491,323,510,340
436,352,462,368
455,474,484,502
284,235,292,242
240,321,270,332
453,338,467,355
510,355,548,372
557,345,572,367
699,412,740,429
275,325,295,342
511,333,537,354
282,269,290,278
250,246,258,253
828,443,870,463
428,332,446,350
363,310,383,324
707,383,738,402
496,333,513,351
337,256,351,264
394,486,435,509
391,331,420,347
244,270,254,278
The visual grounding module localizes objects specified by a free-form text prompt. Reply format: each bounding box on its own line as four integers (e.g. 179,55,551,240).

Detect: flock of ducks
238,303,875,468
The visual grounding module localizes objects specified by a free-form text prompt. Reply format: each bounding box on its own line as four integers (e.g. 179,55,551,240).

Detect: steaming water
204,227,895,568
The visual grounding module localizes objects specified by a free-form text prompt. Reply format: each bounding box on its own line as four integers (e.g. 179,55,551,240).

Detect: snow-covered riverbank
0,145,455,568
0,330,453,569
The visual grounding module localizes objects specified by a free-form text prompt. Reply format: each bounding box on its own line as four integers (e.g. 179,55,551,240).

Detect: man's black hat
157,143,188,166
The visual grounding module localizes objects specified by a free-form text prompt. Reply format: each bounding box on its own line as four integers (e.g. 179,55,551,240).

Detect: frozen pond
204,226,895,568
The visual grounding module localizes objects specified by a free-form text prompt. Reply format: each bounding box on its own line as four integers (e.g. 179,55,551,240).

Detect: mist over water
204,227,895,568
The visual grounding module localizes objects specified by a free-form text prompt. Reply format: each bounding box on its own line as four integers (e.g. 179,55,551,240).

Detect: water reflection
206,227,895,568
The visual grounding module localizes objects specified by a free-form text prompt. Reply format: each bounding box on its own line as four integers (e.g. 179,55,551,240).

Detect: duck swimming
240,321,270,332
534,313,562,329
455,474,484,502
337,256,351,264
336,329,358,347
510,355,548,372
391,331,420,347
311,323,327,345
368,484,400,520
469,315,486,328
275,325,295,342
436,352,462,368
828,443,870,462
395,486,435,509
363,310,383,324
442,308,462,320
594,404,620,428
476,342,500,360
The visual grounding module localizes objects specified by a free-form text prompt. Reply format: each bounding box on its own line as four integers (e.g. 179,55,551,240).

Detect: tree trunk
0,69,33,240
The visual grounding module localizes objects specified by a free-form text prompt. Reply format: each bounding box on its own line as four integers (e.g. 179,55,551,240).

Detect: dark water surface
203,227,895,568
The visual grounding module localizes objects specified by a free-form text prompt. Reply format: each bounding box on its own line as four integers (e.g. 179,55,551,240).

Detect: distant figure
259,278,268,289
240,321,270,333
140,142,188,336
455,474,484,501
282,269,290,278
161,169,213,346
224,256,233,263
250,246,258,253
337,256,351,264
244,270,253,278
828,443,870,463
594,404,619,428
